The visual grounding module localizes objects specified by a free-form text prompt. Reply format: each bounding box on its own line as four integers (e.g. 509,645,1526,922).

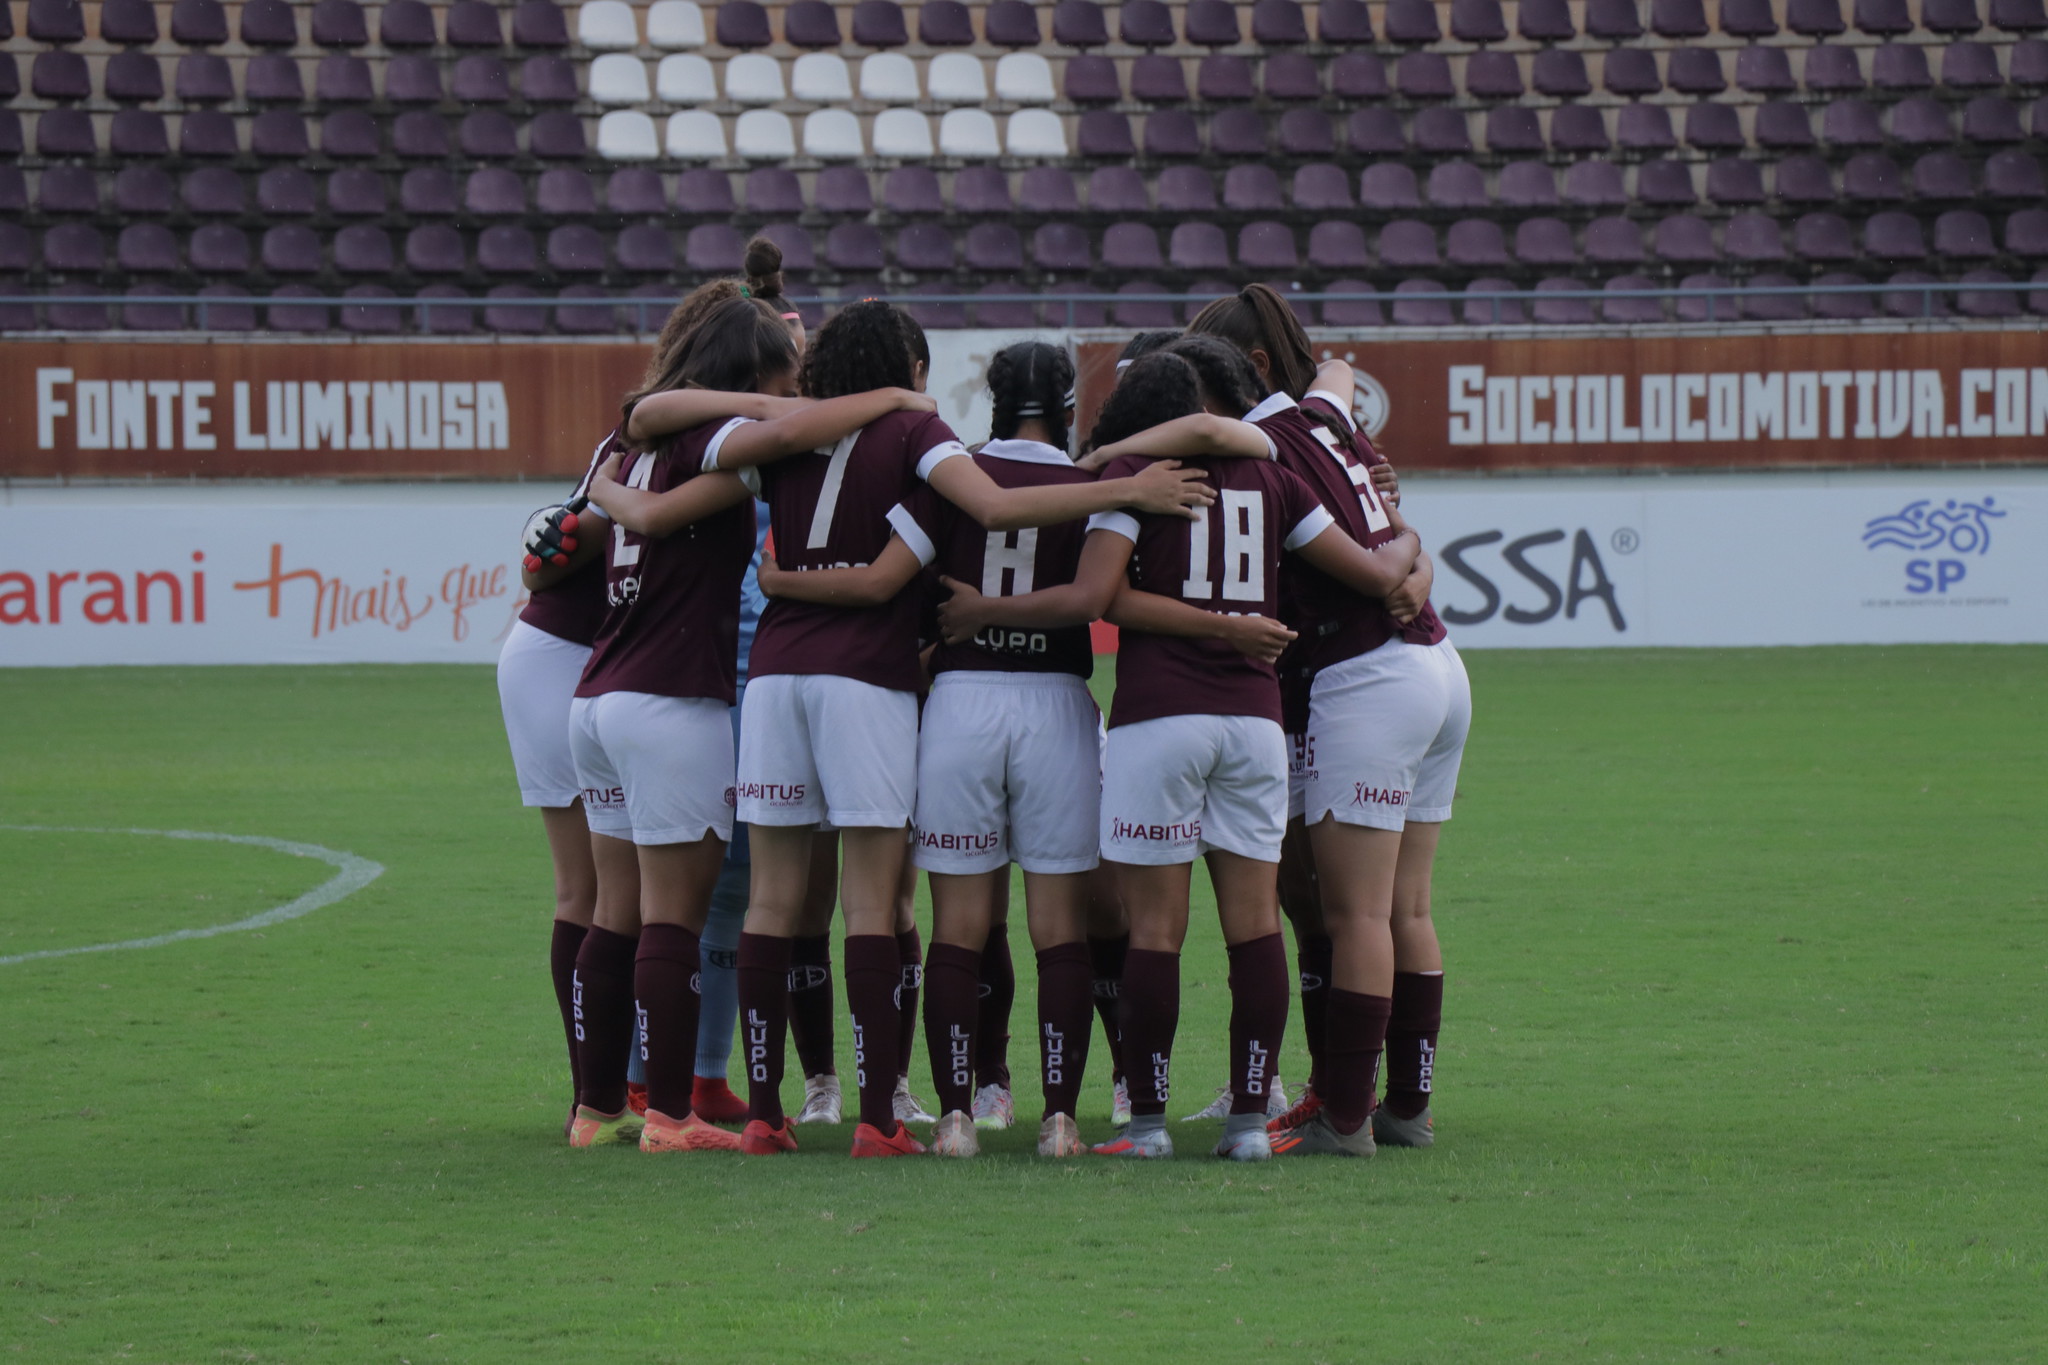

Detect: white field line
0,825,384,966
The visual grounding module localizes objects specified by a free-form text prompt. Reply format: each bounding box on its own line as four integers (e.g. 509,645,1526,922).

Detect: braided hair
799,299,919,398
1084,352,1203,454
987,341,1077,448
1163,335,1265,418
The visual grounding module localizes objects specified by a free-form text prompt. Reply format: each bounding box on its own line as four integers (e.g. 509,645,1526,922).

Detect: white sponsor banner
1,471,2043,665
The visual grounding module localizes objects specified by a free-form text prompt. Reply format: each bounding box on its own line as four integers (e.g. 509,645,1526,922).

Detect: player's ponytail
1186,284,1319,401
1162,335,1264,418
742,235,797,321
988,341,1077,449
799,299,919,398
1084,353,1202,453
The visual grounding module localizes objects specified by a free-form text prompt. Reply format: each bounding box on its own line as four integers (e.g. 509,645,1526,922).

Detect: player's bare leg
1092,861,1191,1159
1377,821,1444,1148
1023,870,1092,1155
568,832,644,1146
971,875,1016,1130
891,841,935,1126
1084,868,1131,1124
734,824,814,1152
924,868,1001,1156
540,803,597,1131
788,832,841,1124
1271,817,1329,1131
634,836,742,1152
839,826,925,1153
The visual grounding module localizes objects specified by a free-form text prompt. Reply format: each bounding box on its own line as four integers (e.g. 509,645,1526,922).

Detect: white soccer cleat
1110,1077,1133,1127
1180,1084,1234,1122
893,1075,936,1125
1180,1076,1290,1122
1092,1124,1173,1159
1214,1123,1274,1162
1038,1112,1085,1157
930,1110,981,1157
795,1072,842,1125
971,1083,1015,1130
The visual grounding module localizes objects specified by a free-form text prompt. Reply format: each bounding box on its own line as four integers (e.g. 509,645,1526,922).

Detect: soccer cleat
1214,1119,1273,1161
971,1083,1015,1130
566,1105,644,1148
893,1076,936,1125
795,1073,842,1125
930,1110,981,1157
739,1118,800,1154
1038,1112,1085,1158
1267,1086,1324,1135
690,1075,748,1124
1371,1104,1435,1148
1266,1073,1290,1119
1110,1077,1133,1128
850,1121,928,1158
626,1082,649,1117
640,1108,743,1153
1180,1085,1234,1122
1270,1110,1377,1158
1092,1125,1174,1159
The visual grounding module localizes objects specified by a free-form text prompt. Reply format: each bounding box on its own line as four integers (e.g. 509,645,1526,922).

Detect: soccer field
4,649,2043,1364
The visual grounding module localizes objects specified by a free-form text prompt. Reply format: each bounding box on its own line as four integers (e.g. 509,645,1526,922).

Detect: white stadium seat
926,52,987,104
871,107,934,158
803,108,864,158
597,110,660,160
939,107,1001,158
858,52,920,103
655,53,716,103
645,0,706,48
994,52,1056,104
724,52,785,104
587,53,650,104
664,109,726,158
1005,108,1068,157
733,108,795,159
576,0,638,50
791,52,852,102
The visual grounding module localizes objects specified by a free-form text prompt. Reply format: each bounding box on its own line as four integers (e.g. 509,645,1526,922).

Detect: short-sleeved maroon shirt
890,439,1095,681
575,419,757,703
744,409,968,694
517,430,617,647
1091,453,1334,730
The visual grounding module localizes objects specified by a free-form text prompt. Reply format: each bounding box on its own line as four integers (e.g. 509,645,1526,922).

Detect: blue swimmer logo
1862,498,2006,594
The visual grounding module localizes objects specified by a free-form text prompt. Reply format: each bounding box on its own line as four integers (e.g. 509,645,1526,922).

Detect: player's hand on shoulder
756,553,791,599
1128,459,1217,520
1220,614,1298,664
1370,457,1400,508
892,388,938,413
935,575,986,645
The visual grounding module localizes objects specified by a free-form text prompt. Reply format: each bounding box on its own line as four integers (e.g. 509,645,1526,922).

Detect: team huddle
498,237,1471,1161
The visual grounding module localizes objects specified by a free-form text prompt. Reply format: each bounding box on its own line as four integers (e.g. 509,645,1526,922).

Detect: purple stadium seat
476,225,536,275
453,55,510,102
103,50,162,101
1842,152,1904,201
1654,214,1718,262
111,165,173,215
1603,277,1665,324
333,224,392,275
1686,104,1743,149
1926,0,1984,29
1447,219,1509,268
258,166,318,214
120,285,186,332
1955,270,2019,318
1791,0,1847,29
529,112,586,159
1564,160,1629,206
1066,55,1120,102
316,54,373,102
1302,220,1368,270
1722,0,1780,34
1756,101,1815,148
986,0,1040,46
2006,208,2048,252
1360,163,1422,210
807,166,866,216
1964,96,2024,143
117,223,178,273
323,168,383,217
1618,104,1677,151
1318,0,1374,41
1187,0,1239,43
1384,0,1441,43
1019,166,1079,213
33,50,90,100
1994,0,2048,28
1266,52,1321,100
744,167,803,215
824,223,885,272
27,0,84,42
1552,105,1612,152
1792,211,1857,260
1823,99,1885,145
1378,220,1439,269
513,1,569,47
1391,281,1453,327
1211,108,1268,156
1119,0,1174,45
952,166,1013,215
1935,209,1996,257
2034,97,2048,136
1943,42,2003,87
920,0,974,44
1320,279,1382,328
465,167,525,216
1883,272,1948,317
1031,223,1090,273
1638,159,1697,205
1855,0,1912,32
1255,0,1310,42
175,53,234,103
1534,50,1591,96
1603,47,1661,97
1707,158,1766,204
43,284,114,332
1914,152,1974,199
1668,48,1726,93
1427,161,1488,208
1986,150,2045,197
0,168,27,215
101,0,158,42
1148,111,1203,157
248,111,309,159
460,111,517,158
1871,42,1930,90
478,287,540,336
1291,163,1353,211
1100,223,1162,273
1347,109,1407,154
1130,55,1185,102
1585,216,1645,264
1168,222,1230,271
878,166,939,215
851,0,907,46
1804,45,1865,91
244,52,304,100
1737,45,1795,92
784,0,841,46
1726,212,1787,260
1199,55,1257,100
0,58,18,101
1467,51,1524,98
311,0,367,46
446,0,502,44
596,169,660,217
1736,273,1806,321
1222,165,1283,213
321,109,381,158
665,168,729,217
170,0,227,44
1889,97,1951,143
179,111,239,157
538,167,598,215
1063,111,1124,158
38,109,98,156
514,54,573,101
392,111,448,158
1237,222,1296,271
1532,278,1595,325
189,223,249,274
43,223,105,273
1587,0,1645,37
1081,167,1142,214
1413,109,1471,154
1865,210,1926,259
1499,161,1558,207
1103,283,1171,330
898,283,965,331
1486,107,1543,153
1397,52,1454,99
546,224,605,274
1461,279,1523,326
1654,0,1709,35
336,285,404,336
381,0,434,45
38,166,96,217
1456,0,1510,41
1330,52,1388,98
404,225,465,274
612,224,672,274
965,224,1025,272
1277,109,1336,156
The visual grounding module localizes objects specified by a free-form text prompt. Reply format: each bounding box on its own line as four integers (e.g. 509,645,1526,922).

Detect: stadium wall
2,470,2040,664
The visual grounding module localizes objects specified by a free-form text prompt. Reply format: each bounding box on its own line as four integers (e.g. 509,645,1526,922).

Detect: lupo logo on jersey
1861,497,2006,594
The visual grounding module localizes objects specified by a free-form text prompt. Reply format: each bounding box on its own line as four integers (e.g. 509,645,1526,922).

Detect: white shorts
569,691,736,845
914,671,1101,876
497,619,592,808
1303,637,1472,832
1100,714,1288,866
736,673,917,828
1286,731,1310,823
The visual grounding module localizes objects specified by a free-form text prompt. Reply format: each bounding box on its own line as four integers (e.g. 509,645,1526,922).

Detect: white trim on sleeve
915,440,971,481
700,416,754,472
886,503,938,567
1305,390,1357,431
1283,505,1337,551
1245,391,1297,423
1087,510,1141,543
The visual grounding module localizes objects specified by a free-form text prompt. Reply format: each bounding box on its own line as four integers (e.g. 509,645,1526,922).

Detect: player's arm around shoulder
587,445,755,539
931,450,1215,531
1293,493,1422,600
757,535,925,608
936,527,1133,643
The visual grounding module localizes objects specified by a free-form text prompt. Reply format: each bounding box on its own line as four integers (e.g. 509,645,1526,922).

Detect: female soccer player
1188,287,1467,1155
941,352,1423,1160
636,302,1214,1157
751,340,1112,1157
563,296,934,1151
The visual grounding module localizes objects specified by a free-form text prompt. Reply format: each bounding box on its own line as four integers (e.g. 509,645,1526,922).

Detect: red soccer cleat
691,1075,748,1123
626,1082,649,1117
640,1108,743,1153
1268,1087,1324,1134
740,1118,800,1154
849,1121,927,1158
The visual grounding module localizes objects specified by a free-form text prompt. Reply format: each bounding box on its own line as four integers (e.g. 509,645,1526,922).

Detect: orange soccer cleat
739,1118,800,1155
639,1108,743,1153
849,1121,927,1158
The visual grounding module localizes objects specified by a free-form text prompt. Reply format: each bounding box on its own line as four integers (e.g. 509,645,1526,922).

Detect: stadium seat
804,110,864,159
1007,110,1067,157
647,0,704,47
784,0,842,45
1756,102,1816,149
1872,43,1931,90
321,109,381,158
727,53,786,103
514,1,570,46
886,166,946,214
1380,220,1440,269
897,222,957,271
1707,159,1766,206
1089,166,1148,212
921,0,974,44
446,0,502,45
996,53,1056,103
1737,45,1794,92
578,1,637,49
989,0,1044,46
928,53,987,103
1726,212,1789,260
1843,153,1904,201
1516,218,1578,265
1587,0,1645,37
258,165,319,214
382,54,440,103
965,223,1024,271
101,0,159,42
938,109,1000,158
589,54,649,103
658,54,716,102
115,168,176,214
1935,210,1996,257
1793,211,1857,261
1200,55,1257,101
311,0,366,46
1791,0,1847,31
104,51,164,101
453,55,513,102
1391,280,1453,327
1668,48,1725,94
733,110,795,160
117,223,177,273
1805,45,1864,91
175,54,233,103
1604,48,1660,96
1170,223,1231,271
180,112,240,158
1445,219,1507,268
1638,159,1697,206
1986,150,2045,197
615,223,674,273
852,0,909,47
1467,51,1523,98
826,223,886,271
1427,161,1488,208
715,1,770,47
744,168,801,216
793,52,854,102
861,53,920,102
1602,276,1665,324
1224,165,1285,213
874,109,934,158
601,110,662,160
460,110,519,158
675,167,735,214
1498,161,1559,207
1914,153,1974,200
171,0,228,45
1360,163,1421,211
1552,106,1611,153
1158,165,1218,213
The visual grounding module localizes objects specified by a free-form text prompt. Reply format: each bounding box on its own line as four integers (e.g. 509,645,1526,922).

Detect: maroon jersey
517,430,616,647
1250,392,1446,680
575,419,756,703
744,409,968,694
1091,454,1333,730
891,439,1095,681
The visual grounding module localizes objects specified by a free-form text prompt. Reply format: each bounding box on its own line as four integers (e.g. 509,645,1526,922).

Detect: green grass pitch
3,649,2044,1364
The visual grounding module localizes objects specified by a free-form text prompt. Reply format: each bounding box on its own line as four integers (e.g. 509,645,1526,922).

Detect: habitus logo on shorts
1352,784,1411,810
582,784,625,810
1862,496,2006,596
1111,817,1202,843
915,827,1001,853
736,781,806,805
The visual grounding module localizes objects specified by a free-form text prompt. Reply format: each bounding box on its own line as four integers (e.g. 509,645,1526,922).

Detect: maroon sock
894,927,923,1080
921,941,981,1116
1296,933,1333,1095
737,932,793,1125
571,926,638,1116
1088,934,1129,1080
1323,988,1393,1134
1035,942,1094,1120
786,933,836,1079
1118,948,1180,1117
1385,971,1445,1120
843,934,903,1134
633,924,701,1121
975,921,1015,1090
550,920,589,1108
1225,934,1289,1116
